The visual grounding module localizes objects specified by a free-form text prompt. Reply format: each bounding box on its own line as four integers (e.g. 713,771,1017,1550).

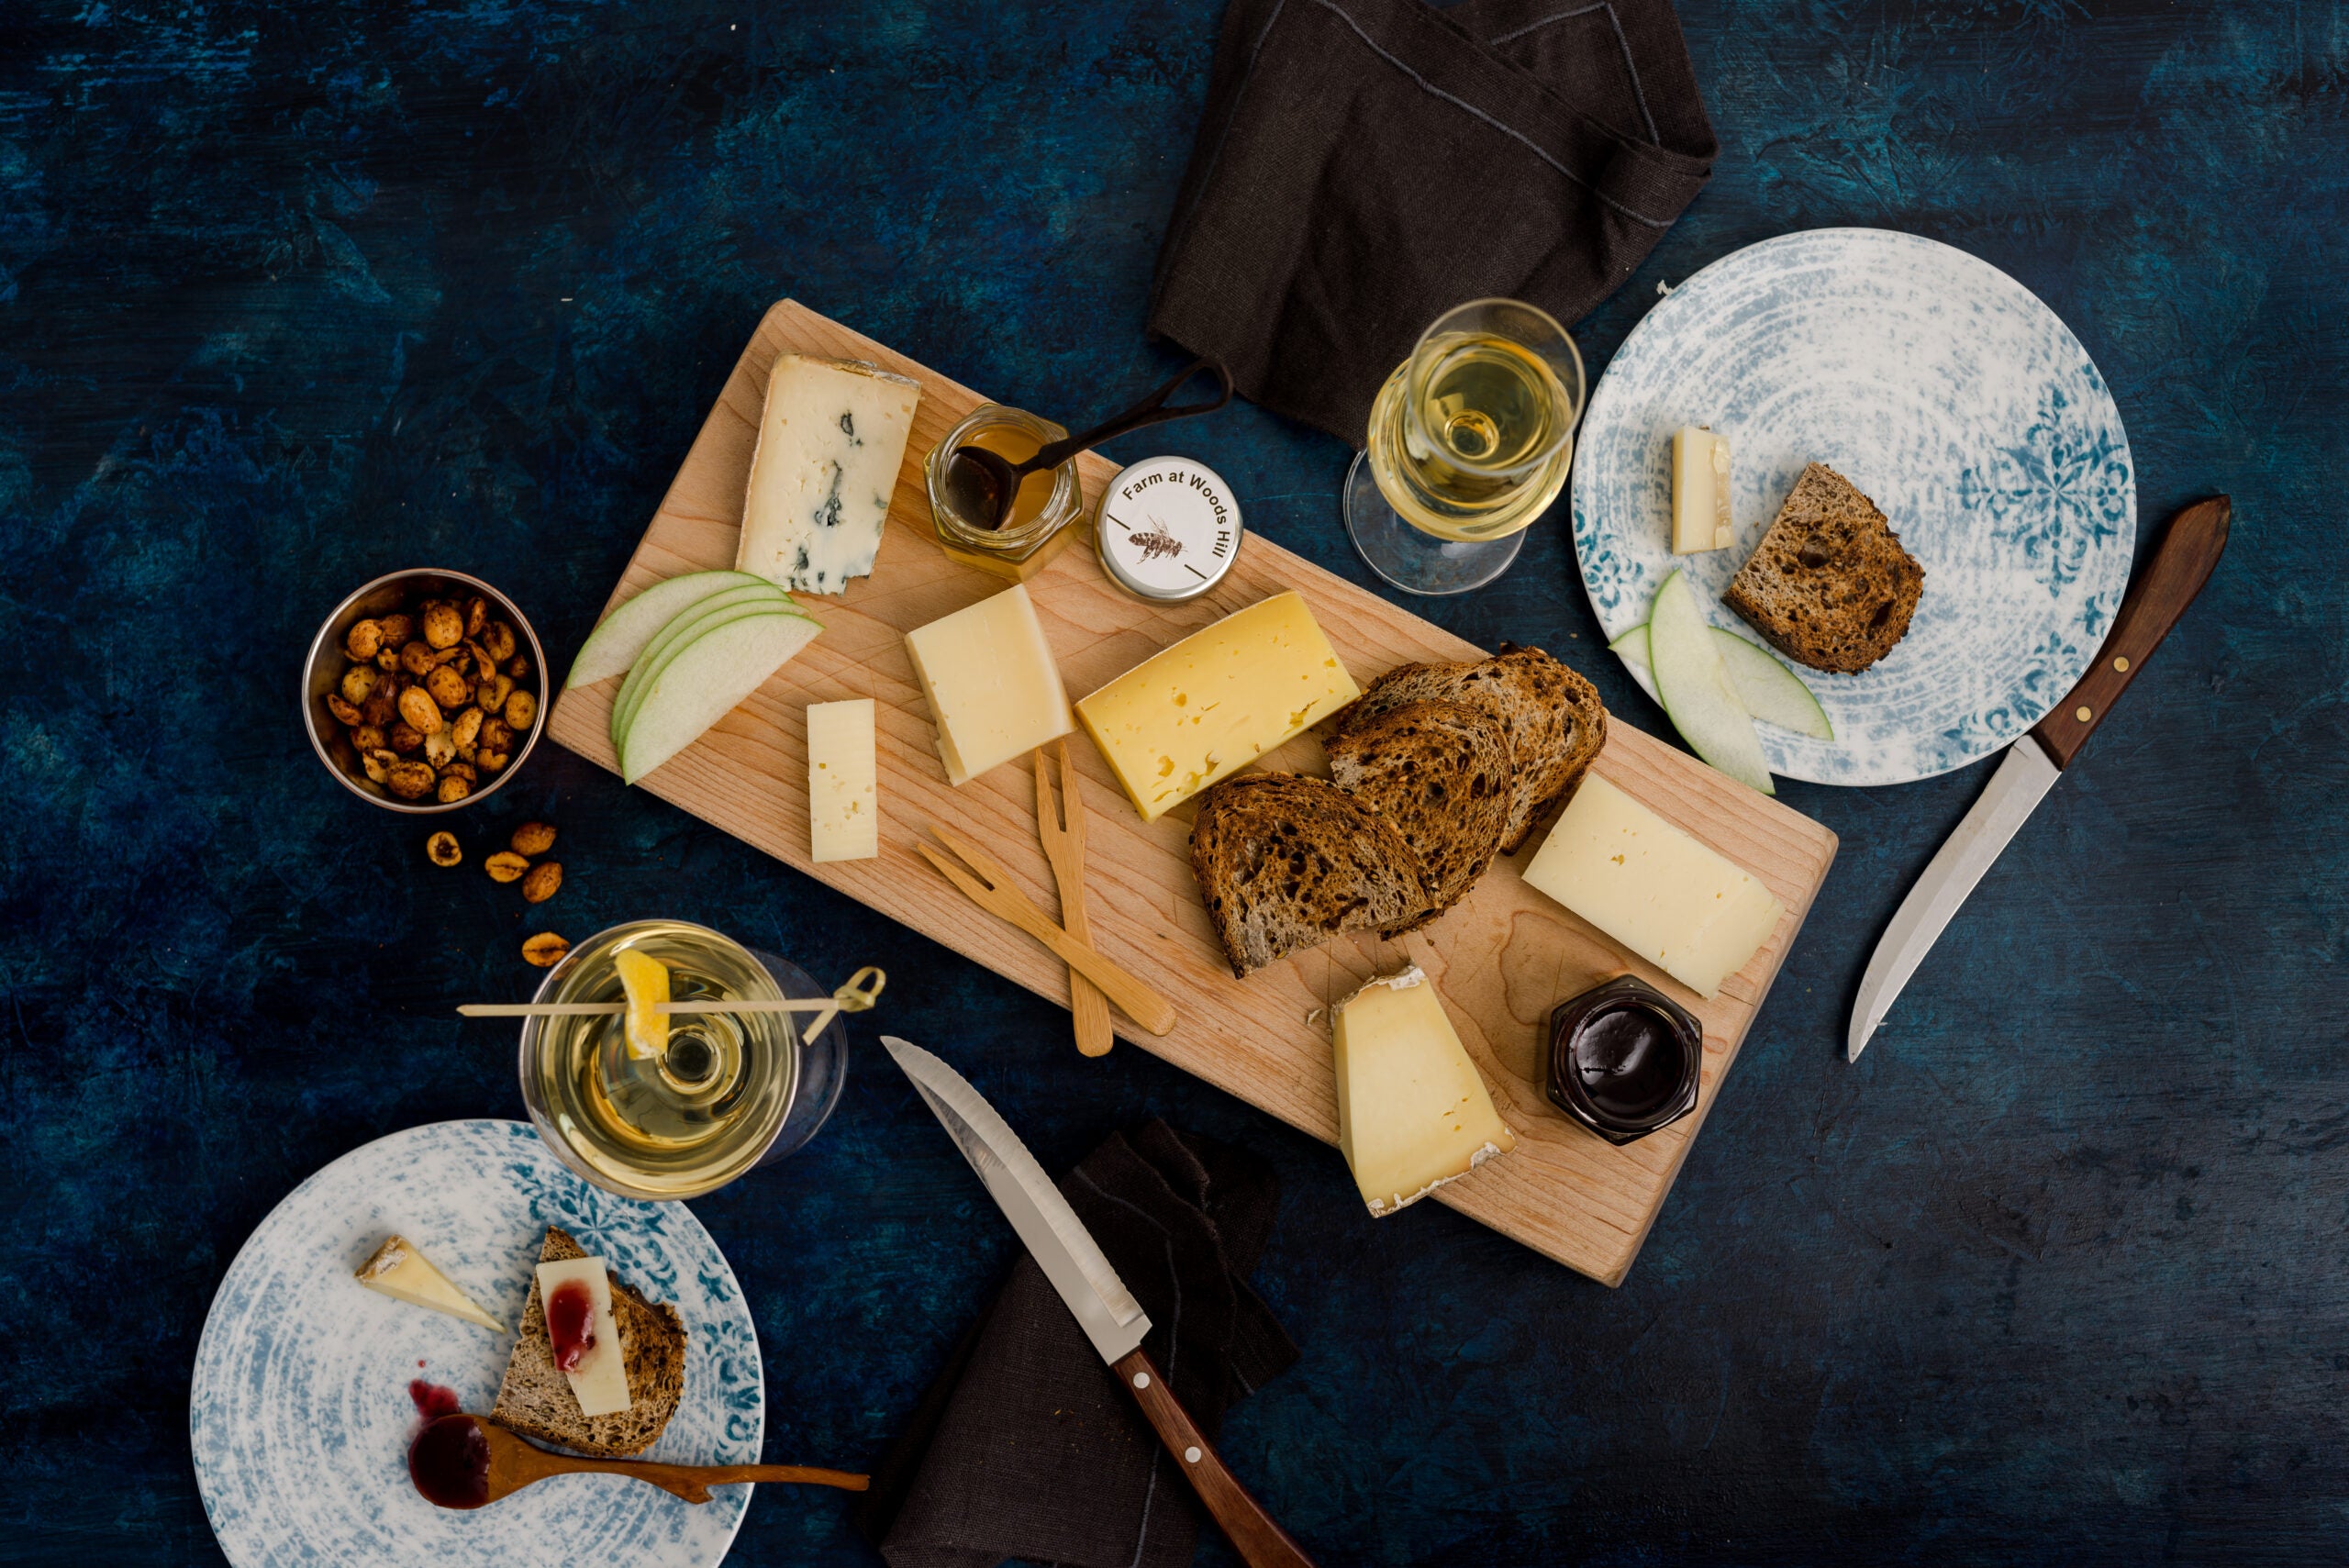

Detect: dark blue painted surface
0,2,2340,1562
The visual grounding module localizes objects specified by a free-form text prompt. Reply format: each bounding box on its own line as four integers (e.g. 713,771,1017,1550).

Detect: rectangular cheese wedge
1074,591,1360,822
1523,774,1784,998
354,1235,503,1332
738,354,921,595
1334,967,1516,1218
535,1256,632,1418
1671,426,1734,553
903,584,1074,784
807,698,879,862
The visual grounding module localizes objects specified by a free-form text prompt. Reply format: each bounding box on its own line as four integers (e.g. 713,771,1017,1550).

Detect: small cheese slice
807,698,879,862
354,1235,504,1333
738,354,921,595
1074,591,1360,822
1670,426,1734,553
535,1256,631,1418
903,584,1074,784
1522,774,1784,998
1334,967,1516,1218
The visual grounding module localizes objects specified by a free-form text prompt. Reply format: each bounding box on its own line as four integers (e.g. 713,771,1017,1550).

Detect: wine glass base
1341,450,1527,595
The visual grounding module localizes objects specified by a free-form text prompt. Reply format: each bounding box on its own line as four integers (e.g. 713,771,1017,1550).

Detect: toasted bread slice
1723,462,1924,674
490,1226,685,1458
1340,646,1605,852
1189,773,1433,978
1324,699,1510,926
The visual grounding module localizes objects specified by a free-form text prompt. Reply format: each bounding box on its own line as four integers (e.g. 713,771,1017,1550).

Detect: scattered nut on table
426,831,462,867
520,931,571,967
484,850,529,883
509,821,557,857
521,861,562,903
322,585,541,805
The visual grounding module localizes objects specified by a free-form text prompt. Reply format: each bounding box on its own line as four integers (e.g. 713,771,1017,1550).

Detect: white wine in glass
1344,298,1586,595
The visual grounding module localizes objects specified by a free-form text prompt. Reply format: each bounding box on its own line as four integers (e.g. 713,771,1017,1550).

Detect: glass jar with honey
923,404,1086,580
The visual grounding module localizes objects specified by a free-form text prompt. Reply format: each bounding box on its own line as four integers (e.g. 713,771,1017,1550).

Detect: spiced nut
397,686,443,735
387,721,424,754
339,664,380,706
465,595,488,638
326,692,363,728
483,621,517,662
440,759,477,784
361,749,394,784
425,664,473,711
435,773,473,804
373,646,400,672
508,821,556,857
385,760,435,800
422,600,464,650
361,685,399,728
504,690,538,729
520,861,562,904
378,612,415,648
476,748,511,773
350,723,385,753
480,717,514,751
426,831,462,867
344,619,384,661
508,654,532,681
488,674,515,713
450,706,484,751
401,640,439,677
484,851,530,883
520,931,571,967
423,728,456,768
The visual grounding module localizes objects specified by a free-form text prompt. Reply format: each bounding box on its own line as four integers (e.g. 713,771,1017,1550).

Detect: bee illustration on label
1130,518,1185,562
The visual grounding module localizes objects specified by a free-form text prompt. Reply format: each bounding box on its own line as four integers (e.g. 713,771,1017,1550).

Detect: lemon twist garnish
612,949,670,1061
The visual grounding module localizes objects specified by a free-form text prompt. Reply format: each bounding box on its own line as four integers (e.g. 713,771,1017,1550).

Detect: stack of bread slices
1191,645,1607,978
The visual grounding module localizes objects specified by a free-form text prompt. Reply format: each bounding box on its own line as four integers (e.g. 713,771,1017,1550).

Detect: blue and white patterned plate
191,1120,764,1568
1571,228,2134,785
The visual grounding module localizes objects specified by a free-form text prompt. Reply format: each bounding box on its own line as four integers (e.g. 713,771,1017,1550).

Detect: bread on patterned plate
490,1226,685,1458
1724,462,1924,674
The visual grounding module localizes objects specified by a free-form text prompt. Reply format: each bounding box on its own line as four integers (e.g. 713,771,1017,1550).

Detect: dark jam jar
1545,976,1703,1145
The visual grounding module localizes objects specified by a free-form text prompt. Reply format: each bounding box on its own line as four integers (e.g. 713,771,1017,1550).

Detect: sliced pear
1609,623,1833,740
619,611,824,784
611,586,804,746
565,570,772,690
612,948,670,1060
1646,570,1775,795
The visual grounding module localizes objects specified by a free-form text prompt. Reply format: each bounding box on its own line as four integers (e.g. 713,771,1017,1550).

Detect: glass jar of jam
923,404,1085,581
1544,976,1703,1145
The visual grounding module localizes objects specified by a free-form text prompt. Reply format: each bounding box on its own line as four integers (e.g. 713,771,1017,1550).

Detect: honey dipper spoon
941,356,1231,530
408,1412,867,1510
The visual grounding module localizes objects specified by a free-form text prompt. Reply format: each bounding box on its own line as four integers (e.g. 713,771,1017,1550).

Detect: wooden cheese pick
1036,742,1113,1058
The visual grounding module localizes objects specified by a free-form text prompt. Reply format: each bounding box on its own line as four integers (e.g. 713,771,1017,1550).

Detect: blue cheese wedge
738,354,922,595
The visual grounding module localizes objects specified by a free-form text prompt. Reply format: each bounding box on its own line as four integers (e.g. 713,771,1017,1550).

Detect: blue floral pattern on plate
190,1120,764,1567
1571,228,2134,786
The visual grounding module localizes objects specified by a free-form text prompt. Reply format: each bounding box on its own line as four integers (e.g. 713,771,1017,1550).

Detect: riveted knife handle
1110,1348,1319,1568
2030,495,2231,770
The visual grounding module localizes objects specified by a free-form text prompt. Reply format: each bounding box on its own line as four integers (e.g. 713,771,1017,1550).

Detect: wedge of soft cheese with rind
1075,591,1361,822
1522,773,1785,998
535,1256,631,1418
903,584,1073,784
354,1235,504,1333
738,354,921,595
807,698,879,862
1671,426,1733,553
1333,967,1516,1218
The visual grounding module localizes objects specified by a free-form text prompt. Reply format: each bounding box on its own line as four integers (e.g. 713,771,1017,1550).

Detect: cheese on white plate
738,354,922,595
1522,773,1784,998
807,698,878,862
903,584,1073,784
353,1235,503,1333
1671,426,1733,553
536,1255,631,1418
1333,967,1516,1218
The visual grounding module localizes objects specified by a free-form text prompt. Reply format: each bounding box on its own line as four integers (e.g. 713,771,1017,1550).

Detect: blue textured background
2,2,2340,1562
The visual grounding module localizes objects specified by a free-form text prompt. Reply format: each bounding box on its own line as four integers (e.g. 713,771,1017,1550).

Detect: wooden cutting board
547,300,1839,1285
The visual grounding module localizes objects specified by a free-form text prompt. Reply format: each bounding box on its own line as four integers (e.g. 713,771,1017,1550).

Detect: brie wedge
354,1235,504,1333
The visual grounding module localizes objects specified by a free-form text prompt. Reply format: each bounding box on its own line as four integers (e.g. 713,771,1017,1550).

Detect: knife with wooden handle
1848,495,2232,1060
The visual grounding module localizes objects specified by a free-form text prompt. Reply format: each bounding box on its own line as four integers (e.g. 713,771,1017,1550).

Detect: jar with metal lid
923,404,1086,581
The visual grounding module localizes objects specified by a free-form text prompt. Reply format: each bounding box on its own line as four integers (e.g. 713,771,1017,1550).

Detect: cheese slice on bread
490,1226,685,1458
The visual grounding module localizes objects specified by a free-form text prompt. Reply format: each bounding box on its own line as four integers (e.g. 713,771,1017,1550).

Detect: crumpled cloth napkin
854,1121,1298,1568
1150,0,1718,444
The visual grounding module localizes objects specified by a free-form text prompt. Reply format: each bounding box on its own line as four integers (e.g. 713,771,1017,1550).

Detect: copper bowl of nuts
302,568,550,813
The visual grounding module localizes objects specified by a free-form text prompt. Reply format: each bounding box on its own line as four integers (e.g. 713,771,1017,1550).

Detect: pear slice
1646,570,1775,795
619,611,824,784
610,586,805,746
1609,623,1833,740
564,570,772,691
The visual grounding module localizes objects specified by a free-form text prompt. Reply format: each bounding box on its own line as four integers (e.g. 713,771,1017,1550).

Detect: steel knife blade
1847,496,2232,1062
883,1038,1318,1568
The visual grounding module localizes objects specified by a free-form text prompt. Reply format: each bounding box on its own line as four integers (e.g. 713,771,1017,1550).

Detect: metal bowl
300,568,551,814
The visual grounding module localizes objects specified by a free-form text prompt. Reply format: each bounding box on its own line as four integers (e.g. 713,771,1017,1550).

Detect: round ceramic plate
1571,228,2135,785
191,1120,764,1568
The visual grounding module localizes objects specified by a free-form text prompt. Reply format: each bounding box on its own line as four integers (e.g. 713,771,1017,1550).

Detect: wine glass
1341,297,1587,595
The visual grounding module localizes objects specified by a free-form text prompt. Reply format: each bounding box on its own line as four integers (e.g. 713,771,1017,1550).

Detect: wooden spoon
407,1412,868,1509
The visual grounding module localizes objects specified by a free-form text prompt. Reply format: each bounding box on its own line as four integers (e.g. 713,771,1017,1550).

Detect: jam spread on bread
546,1281,596,1372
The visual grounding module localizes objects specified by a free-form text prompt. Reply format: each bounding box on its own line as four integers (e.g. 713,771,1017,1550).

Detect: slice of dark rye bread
1723,462,1925,674
1322,698,1511,926
1335,645,1606,853
1190,773,1434,978
490,1226,685,1458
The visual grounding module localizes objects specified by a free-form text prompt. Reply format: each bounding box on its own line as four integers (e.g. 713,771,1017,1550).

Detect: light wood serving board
548,301,1838,1285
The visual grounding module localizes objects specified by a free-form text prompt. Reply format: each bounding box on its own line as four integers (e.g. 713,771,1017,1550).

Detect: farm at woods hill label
1096,456,1244,603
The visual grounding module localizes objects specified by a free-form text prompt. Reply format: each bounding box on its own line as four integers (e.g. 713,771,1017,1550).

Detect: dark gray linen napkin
1150,0,1718,445
854,1121,1298,1568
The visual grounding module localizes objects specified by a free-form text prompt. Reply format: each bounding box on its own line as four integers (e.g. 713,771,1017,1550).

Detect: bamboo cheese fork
1035,741,1113,1058
918,824,1177,1036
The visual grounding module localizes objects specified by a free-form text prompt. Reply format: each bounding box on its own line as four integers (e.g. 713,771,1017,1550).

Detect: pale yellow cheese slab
1333,967,1516,1218
903,584,1074,784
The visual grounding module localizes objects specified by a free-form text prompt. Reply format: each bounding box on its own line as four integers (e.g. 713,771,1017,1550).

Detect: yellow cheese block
1333,967,1515,1218
903,584,1074,784
1522,774,1783,998
1671,426,1733,553
1074,591,1360,822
